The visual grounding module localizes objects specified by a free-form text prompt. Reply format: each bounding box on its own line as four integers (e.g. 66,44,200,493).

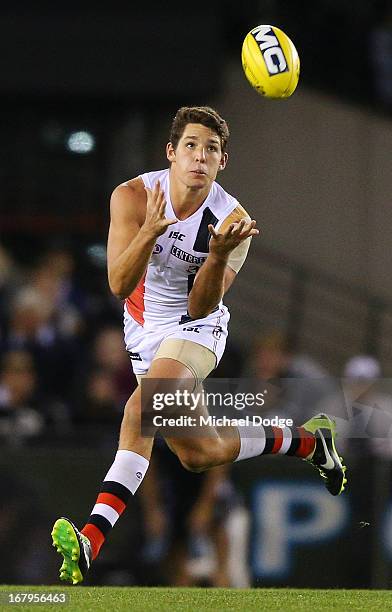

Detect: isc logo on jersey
242,24,300,98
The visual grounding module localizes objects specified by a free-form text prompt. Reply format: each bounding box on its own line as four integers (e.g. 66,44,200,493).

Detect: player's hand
208,218,259,260
141,180,177,239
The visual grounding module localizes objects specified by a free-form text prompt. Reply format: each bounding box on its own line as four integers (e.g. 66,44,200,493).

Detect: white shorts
124,306,230,377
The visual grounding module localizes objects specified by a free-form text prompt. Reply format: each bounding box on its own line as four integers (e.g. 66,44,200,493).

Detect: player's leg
51,386,154,584
51,357,197,584
52,344,346,583
148,339,347,497
167,392,347,496
145,337,240,466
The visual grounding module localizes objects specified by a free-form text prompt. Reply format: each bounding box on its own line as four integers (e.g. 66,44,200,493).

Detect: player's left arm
187,205,258,319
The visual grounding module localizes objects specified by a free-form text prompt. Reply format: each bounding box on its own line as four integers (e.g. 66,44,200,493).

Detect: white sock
235,424,266,461
104,449,149,495
82,449,150,559
234,425,294,461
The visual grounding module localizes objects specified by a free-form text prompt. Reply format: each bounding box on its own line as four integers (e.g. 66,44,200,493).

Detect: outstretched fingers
145,182,168,216
209,219,259,242
144,181,176,234
157,192,167,215
236,219,259,239
229,218,246,236
208,223,220,238
156,191,176,227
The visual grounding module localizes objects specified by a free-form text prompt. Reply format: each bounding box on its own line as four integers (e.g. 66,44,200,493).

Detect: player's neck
169,176,210,220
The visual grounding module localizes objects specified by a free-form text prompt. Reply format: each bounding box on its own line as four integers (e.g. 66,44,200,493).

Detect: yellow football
242,24,300,99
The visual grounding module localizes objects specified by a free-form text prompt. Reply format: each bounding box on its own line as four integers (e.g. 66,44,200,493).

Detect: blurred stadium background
1,0,392,589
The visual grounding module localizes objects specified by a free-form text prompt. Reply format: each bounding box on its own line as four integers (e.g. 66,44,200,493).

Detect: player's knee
178,448,212,473
121,396,142,430
123,396,138,418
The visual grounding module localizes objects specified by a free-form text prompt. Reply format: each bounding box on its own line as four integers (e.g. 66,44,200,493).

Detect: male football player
52,106,346,584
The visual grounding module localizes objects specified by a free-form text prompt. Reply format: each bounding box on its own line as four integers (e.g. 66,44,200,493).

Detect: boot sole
51,518,84,585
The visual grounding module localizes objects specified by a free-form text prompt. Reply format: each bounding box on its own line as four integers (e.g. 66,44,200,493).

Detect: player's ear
219,152,228,171
166,142,176,162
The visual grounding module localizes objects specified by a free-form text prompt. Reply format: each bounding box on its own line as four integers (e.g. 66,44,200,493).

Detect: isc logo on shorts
182,326,202,333
251,25,288,75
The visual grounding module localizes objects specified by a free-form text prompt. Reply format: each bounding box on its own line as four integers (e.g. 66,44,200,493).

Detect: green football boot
51,517,92,585
302,413,347,496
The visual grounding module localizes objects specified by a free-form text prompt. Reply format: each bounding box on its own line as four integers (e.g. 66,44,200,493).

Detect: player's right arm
107,179,176,299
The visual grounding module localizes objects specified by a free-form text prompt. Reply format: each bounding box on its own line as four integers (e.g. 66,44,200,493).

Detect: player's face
166,123,228,189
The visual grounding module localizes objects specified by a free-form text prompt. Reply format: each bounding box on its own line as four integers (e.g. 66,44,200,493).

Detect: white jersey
124,168,239,329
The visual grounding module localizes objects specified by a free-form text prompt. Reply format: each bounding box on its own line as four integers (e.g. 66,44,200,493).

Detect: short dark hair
169,106,230,153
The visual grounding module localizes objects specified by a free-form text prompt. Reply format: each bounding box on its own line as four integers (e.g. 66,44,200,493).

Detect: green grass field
0,586,391,611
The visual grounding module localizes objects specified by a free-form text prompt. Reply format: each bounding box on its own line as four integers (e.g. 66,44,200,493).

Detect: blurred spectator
317,354,392,460
0,244,25,338
30,244,85,340
82,368,123,423
73,326,136,424
251,330,327,380
211,339,245,378
344,355,382,380
1,287,79,400
0,348,71,442
249,330,334,423
138,440,238,587
0,350,45,443
93,327,134,402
